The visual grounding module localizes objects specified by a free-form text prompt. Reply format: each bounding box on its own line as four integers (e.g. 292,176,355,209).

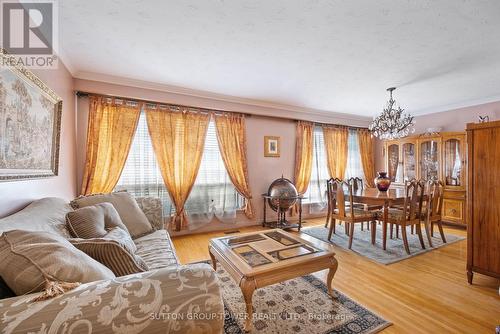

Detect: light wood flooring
172,218,500,334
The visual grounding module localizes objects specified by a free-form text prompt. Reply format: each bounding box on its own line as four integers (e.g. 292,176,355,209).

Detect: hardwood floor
172,218,500,333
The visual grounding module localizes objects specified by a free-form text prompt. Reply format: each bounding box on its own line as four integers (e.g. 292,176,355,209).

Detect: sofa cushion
0,230,115,296
135,197,164,231
0,197,72,238
134,230,179,269
70,192,153,238
66,203,129,239
70,228,148,277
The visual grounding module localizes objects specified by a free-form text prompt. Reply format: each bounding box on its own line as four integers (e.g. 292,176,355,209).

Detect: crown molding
55,46,76,75
73,71,372,124
411,94,500,116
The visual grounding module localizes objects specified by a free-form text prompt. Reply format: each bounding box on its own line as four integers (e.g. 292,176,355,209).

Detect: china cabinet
383,132,466,226
466,121,500,283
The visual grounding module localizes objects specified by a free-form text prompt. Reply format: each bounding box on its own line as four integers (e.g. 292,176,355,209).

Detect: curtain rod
311,121,369,131
76,90,369,129
75,91,250,116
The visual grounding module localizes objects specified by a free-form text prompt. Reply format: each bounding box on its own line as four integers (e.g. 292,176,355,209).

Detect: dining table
350,187,409,250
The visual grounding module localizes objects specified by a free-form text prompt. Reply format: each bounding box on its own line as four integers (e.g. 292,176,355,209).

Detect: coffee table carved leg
326,258,339,298
208,247,217,271
240,277,256,332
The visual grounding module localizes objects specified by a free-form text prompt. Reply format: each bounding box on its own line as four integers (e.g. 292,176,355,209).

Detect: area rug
205,261,391,334
302,224,465,265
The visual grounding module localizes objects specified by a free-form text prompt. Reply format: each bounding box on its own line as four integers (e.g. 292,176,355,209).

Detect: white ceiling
59,0,500,117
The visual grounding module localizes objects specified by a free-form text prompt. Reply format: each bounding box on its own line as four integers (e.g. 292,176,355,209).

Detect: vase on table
375,172,391,191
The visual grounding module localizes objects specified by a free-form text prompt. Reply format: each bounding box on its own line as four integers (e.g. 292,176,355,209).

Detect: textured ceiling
59,0,500,116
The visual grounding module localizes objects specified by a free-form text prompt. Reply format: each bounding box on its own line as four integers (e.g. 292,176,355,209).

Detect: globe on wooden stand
262,176,305,230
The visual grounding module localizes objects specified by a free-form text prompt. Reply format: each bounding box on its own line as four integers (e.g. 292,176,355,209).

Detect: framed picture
264,136,280,157
0,49,62,181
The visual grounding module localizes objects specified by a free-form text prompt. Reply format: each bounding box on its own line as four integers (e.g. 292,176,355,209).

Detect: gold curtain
81,97,141,195
292,121,314,214
322,126,349,179
145,107,209,231
358,129,376,187
213,112,254,219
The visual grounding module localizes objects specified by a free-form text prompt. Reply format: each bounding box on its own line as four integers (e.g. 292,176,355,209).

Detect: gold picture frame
0,49,62,181
264,136,280,157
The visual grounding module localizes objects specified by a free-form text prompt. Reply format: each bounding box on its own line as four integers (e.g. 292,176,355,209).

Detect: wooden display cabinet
383,132,466,226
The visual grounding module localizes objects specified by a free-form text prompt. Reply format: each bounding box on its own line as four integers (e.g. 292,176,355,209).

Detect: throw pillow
70,227,148,277
66,202,129,238
0,230,115,299
70,191,153,238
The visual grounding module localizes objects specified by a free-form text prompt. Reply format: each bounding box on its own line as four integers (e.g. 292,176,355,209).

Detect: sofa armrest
0,263,224,334
135,197,164,231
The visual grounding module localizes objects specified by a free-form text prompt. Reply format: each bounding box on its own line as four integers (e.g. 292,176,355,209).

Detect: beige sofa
0,197,224,334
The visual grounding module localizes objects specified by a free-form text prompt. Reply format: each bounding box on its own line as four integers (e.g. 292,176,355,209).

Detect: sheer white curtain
303,126,329,213
184,121,244,227
345,129,365,182
303,127,366,214
116,112,173,216
116,112,243,227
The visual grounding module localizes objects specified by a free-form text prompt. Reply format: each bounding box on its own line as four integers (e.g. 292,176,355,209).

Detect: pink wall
74,78,370,234
374,101,500,171
0,62,77,217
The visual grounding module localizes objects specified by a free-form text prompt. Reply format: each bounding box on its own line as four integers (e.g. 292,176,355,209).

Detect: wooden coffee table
208,229,338,332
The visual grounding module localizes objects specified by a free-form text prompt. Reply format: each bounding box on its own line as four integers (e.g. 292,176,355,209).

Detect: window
116,112,243,220
303,127,364,206
304,127,329,205
345,129,364,181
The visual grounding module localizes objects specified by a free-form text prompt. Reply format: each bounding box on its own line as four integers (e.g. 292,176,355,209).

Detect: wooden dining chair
325,178,346,231
422,180,446,247
384,180,426,254
346,177,382,231
327,179,378,249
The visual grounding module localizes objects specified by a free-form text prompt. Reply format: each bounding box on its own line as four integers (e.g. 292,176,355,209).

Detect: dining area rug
302,224,465,265
206,260,391,334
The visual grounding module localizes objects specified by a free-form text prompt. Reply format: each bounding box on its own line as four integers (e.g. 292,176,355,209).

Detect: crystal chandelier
369,87,415,140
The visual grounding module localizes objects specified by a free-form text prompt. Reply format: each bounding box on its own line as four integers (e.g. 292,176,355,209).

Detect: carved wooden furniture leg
327,218,335,241
437,220,447,243
348,222,355,249
415,222,425,249
324,205,331,228
382,204,388,250
401,225,411,254
209,247,217,270
344,221,349,235
396,225,399,238
240,277,256,332
424,218,434,248
371,221,376,245
467,270,473,284
390,223,393,239
326,258,338,297
361,222,364,231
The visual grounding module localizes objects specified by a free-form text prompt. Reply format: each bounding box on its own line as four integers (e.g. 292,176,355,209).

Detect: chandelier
369,87,415,140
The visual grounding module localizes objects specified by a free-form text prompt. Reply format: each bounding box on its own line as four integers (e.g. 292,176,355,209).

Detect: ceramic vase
375,172,391,191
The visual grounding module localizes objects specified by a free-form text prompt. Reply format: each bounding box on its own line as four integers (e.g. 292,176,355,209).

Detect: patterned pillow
70,227,148,277
70,191,153,238
0,230,115,296
66,202,130,239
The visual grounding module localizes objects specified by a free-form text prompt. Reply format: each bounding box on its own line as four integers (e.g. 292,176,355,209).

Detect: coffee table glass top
219,230,322,267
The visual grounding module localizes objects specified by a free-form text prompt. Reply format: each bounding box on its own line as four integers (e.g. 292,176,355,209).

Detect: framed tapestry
0,49,62,181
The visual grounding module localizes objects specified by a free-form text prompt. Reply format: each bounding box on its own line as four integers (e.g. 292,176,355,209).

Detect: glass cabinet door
420,140,440,180
402,143,416,181
387,144,402,183
443,138,464,187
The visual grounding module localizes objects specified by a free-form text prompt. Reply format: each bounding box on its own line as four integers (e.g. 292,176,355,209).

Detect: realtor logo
0,0,58,68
